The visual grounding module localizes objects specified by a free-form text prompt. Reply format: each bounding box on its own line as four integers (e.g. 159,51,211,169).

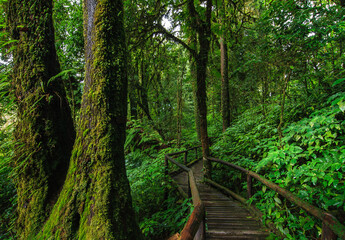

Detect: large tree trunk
8,1,75,238
38,0,143,238
220,36,230,131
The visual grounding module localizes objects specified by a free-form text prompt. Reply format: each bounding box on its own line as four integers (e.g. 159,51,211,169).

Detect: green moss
8,0,75,238
34,0,142,238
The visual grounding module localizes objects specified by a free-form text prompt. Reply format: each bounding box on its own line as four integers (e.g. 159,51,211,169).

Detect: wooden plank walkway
173,161,269,240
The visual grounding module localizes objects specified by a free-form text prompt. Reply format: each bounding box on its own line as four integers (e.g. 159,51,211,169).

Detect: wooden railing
206,157,345,240
165,147,205,240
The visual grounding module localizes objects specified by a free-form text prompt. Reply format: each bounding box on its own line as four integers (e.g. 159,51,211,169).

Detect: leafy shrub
210,93,345,239
126,121,192,239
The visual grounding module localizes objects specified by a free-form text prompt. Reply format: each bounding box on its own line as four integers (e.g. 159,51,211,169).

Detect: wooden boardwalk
173,161,269,240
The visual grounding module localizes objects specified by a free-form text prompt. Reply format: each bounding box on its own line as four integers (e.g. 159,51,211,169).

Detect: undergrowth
210,91,345,239
125,120,193,239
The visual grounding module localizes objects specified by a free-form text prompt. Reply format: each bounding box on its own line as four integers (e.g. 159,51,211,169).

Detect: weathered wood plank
171,160,269,240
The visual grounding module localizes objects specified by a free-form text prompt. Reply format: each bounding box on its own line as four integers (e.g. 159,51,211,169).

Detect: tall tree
37,0,143,238
187,0,213,177
8,0,75,238
157,0,213,176
219,0,230,132
220,36,230,131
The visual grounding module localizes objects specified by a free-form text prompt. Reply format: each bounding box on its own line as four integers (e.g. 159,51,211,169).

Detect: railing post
188,174,191,198
194,217,205,240
321,214,337,240
247,174,253,199
202,211,206,240
184,151,188,165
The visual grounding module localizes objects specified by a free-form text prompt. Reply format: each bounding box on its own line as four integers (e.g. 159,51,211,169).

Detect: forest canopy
0,0,345,239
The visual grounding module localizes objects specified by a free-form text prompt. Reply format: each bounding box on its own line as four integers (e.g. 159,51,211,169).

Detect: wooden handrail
166,146,201,157
166,156,190,172
207,157,345,240
179,203,205,240
188,171,201,206
165,146,204,240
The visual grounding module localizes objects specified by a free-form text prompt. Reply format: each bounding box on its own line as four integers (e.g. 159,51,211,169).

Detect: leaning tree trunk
8,1,75,238
38,0,143,239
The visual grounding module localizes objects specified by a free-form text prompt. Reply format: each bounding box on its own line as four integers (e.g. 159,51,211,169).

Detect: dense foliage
1,0,345,239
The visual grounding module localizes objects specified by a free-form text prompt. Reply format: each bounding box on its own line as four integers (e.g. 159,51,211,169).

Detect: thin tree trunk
38,0,143,238
191,59,201,141
8,1,75,238
177,66,184,146
187,0,212,178
278,70,291,146
128,59,138,120
220,36,230,131
138,55,150,119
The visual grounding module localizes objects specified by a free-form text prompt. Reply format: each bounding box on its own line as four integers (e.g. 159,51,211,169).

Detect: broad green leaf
337,100,345,112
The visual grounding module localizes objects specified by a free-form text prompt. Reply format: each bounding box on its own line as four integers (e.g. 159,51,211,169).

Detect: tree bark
38,0,143,238
220,36,230,131
191,59,201,141
177,66,184,146
187,0,213,178
156,0,212,176
138,54,150,119
8,1,75,238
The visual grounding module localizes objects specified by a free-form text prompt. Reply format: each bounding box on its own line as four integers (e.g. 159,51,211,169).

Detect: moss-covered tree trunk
8,1,75,238
38,0,143,238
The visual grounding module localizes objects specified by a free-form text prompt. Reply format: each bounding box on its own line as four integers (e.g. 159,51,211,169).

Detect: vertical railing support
184,151,188,165
194,211,205,240
202,212,206,240
188,174,191,198
247,174,253,199
321,214,337,240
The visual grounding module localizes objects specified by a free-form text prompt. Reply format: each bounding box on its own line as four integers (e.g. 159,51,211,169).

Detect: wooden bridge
165,146,345,240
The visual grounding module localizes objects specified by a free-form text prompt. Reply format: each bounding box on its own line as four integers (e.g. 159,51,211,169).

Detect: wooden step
172,160,270,239
206,229,269,237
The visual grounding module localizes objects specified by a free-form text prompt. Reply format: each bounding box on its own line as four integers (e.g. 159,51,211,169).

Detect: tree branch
156,24,197,57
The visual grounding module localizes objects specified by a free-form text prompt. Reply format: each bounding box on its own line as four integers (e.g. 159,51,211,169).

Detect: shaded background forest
1,0,345,239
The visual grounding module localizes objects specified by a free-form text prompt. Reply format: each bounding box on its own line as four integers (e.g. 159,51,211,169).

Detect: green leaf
337,100,345,112
262,186,267,193
274,197,282,205
312,177,317,185
332,78,345,87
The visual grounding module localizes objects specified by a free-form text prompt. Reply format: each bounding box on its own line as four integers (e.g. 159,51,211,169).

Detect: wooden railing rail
207,157,345,240
165,146,205,240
